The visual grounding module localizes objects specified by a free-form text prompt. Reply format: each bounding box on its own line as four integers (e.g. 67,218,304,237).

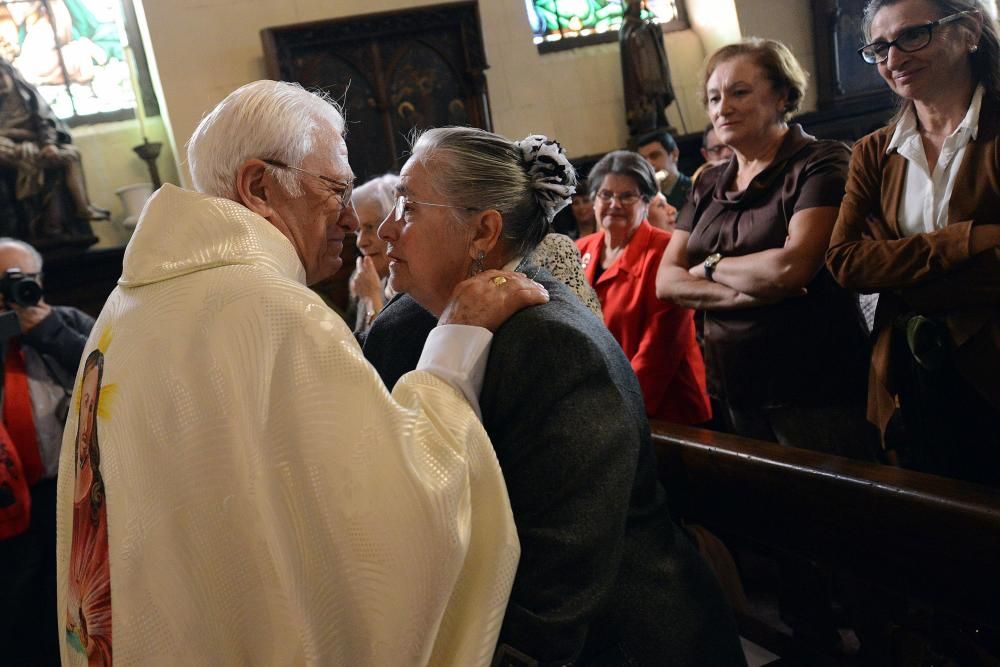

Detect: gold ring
491,276,508,287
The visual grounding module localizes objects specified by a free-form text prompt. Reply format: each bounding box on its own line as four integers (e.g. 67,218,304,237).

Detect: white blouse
887,85,984,237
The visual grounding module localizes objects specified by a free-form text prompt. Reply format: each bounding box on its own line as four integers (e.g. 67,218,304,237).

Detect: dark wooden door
261,1,491,182
808,0,896,140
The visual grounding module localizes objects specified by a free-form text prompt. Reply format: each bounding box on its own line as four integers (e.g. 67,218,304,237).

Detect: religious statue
619,0,677,137
0,56,104,249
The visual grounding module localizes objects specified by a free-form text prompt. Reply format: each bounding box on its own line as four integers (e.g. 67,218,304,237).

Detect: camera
0,269,43,307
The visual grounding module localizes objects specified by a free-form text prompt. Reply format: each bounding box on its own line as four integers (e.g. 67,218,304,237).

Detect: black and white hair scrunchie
514,135,577,222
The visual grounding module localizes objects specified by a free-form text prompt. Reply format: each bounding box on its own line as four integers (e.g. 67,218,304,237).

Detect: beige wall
73,115,180,233
128,0,827,182
734,0,818,112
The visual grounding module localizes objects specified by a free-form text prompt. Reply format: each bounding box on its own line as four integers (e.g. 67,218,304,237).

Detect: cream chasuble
55,185,519,666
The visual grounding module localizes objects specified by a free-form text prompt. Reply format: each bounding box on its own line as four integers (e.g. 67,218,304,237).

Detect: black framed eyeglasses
382,195,478,224
262,159,354,205
858,9,977,64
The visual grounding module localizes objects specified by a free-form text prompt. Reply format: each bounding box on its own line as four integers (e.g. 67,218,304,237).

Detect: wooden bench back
651,421,1000,633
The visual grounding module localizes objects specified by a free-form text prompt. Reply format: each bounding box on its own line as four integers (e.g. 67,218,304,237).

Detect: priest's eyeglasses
263,159,354,206
382,195,479,224
858,10,977,64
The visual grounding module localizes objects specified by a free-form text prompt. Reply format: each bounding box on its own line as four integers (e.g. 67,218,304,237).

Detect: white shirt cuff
417,324,493,419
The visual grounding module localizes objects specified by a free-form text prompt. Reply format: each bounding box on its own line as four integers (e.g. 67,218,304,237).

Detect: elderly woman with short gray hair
348,173,399,332
360,126,743,666
577,149,712,427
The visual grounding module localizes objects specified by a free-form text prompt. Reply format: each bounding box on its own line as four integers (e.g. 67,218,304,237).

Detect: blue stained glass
528,0,679,44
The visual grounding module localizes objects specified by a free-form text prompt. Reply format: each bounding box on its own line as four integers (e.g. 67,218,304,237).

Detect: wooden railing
650,421,1000,662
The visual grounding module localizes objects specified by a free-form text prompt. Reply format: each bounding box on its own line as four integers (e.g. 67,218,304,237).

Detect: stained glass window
526,0,685,49
0,0,151,123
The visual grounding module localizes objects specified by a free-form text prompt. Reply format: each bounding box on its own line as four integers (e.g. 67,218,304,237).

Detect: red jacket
578,221,711,425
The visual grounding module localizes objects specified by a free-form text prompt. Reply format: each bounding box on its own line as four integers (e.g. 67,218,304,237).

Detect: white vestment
55,184,519,666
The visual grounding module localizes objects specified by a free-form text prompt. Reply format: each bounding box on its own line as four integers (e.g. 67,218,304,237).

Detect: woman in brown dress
656,38,875,458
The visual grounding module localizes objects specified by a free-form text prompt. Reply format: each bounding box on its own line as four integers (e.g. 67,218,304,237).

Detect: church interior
1,0,998,665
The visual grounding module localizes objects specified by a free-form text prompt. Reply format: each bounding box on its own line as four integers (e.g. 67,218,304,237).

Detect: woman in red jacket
577,150,711,425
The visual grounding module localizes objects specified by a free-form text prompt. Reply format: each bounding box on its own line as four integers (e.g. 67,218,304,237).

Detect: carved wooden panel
261,2,491,182
812,0,895,109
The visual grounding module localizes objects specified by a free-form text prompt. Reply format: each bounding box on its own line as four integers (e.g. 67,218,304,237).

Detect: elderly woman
826,0,1000,484
352,174,602,322
361,127,743,666
348,173,398,332
577,151,711,426
656,39,875,457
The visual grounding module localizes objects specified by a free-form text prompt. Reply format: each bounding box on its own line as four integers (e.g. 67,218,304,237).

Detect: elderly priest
55,80,549,666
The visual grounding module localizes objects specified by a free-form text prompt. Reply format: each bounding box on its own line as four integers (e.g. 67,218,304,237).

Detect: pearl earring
970,44,979,53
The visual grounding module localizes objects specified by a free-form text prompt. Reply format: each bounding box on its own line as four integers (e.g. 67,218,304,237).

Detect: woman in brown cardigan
826,0,1000,485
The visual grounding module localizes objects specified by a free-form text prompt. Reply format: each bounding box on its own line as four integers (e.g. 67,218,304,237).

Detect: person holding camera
0,237,93,666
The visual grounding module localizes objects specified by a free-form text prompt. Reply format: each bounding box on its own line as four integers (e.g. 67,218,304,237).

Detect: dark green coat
360,269,744,666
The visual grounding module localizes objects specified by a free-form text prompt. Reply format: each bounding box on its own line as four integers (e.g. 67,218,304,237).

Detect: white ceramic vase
116,182,154,230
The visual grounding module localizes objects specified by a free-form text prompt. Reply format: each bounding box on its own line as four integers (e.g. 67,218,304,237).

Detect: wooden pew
650,421,1000,662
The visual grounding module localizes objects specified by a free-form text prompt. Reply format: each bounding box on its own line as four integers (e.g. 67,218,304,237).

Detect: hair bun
514,135,577,222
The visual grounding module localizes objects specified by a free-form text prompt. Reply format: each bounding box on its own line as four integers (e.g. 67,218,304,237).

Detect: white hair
352,173,400,220
0,237,43,271
186,80,346,199
412,127,574,257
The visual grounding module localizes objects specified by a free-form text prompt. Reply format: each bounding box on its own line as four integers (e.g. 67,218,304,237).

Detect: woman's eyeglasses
382,195,478,224
595,190,642,206
858,9,977,64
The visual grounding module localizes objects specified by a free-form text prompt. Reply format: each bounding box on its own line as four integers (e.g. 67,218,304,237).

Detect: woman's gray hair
410,127,576,258
353,173,400,220
187,80,345,200
587,150,659,202
862,0,1000,99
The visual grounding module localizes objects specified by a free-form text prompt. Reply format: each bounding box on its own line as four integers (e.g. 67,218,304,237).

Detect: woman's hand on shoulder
439,270,549,332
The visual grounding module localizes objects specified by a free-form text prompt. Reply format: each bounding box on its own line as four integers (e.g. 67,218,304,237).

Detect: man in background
0,237,93,666
635,129,691,209
701,123,734,164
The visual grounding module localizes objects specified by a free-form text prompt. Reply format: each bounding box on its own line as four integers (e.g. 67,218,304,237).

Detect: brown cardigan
826,94,1000,440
